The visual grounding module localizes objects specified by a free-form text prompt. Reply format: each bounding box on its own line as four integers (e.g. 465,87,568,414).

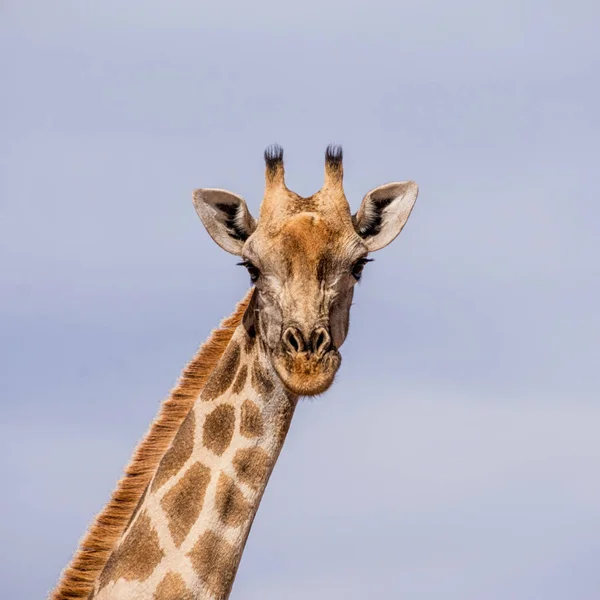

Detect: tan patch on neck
187,531,238,599
215,473,251,527
203,404,236,456
276,396,296,445
240,400,263,438
231,364,248,395
161,462,211,547
202,343,241,401
232,447,271,491
152,411,195,492
98,512,163,590
251,358,274,395
154,572,193,600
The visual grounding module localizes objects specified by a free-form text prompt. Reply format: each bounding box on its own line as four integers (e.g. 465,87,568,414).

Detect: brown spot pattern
154,572,194,600
202,343,241,401
98,512,163,589
231,364,248,395
240,400,263,438
215,473,251,527
232,447,271,491
187,531,238,599
161,462,211,547
152,412,195,492
50,290,253,600
203,404,235,456
251,358,274,395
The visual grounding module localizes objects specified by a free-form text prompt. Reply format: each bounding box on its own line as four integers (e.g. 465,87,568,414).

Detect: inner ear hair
353,195,396,239
215,202,251,242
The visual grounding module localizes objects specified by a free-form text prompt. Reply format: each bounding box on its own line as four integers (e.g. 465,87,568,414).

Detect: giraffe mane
50,289,253,600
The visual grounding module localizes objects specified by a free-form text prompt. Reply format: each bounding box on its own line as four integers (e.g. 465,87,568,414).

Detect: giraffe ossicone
51,145,419,600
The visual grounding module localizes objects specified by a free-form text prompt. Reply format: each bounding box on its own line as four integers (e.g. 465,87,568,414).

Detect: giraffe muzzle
274,325,340,396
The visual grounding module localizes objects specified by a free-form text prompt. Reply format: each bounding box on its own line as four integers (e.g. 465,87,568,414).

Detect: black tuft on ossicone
264,144,284,174
325,144,343,167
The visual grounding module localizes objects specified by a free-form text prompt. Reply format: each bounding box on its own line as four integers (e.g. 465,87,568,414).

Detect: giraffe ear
193,189,257,256
352,181,419,252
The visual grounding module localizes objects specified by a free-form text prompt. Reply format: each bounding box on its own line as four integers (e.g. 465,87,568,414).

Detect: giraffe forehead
254,212,358,269
279,214,334,259
280,212,336,236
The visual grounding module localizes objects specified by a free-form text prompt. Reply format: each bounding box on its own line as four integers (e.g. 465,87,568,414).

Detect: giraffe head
193,146,418,396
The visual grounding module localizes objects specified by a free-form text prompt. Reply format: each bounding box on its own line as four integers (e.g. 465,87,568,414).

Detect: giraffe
51,145,419,600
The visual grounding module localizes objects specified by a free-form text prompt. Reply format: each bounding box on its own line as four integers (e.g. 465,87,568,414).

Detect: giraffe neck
94,323,297,600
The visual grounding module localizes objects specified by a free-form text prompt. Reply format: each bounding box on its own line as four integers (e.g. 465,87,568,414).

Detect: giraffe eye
238,260,260,283
351,258,372,281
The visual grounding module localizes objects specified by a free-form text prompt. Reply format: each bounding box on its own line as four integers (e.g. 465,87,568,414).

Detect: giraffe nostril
311,327,331,356
282,327,305,354
316,331,325,350
288,333,300,352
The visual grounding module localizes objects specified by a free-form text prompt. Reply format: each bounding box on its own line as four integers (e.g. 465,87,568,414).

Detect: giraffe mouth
272,349,341,396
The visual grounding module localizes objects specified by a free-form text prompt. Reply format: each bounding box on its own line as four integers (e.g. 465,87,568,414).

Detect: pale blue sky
1,1,599,598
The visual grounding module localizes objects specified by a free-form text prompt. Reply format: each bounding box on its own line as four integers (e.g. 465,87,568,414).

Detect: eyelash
351,258,373,281
237,260,260,283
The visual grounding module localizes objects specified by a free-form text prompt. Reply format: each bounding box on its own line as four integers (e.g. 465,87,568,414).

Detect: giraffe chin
273,350,341,397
